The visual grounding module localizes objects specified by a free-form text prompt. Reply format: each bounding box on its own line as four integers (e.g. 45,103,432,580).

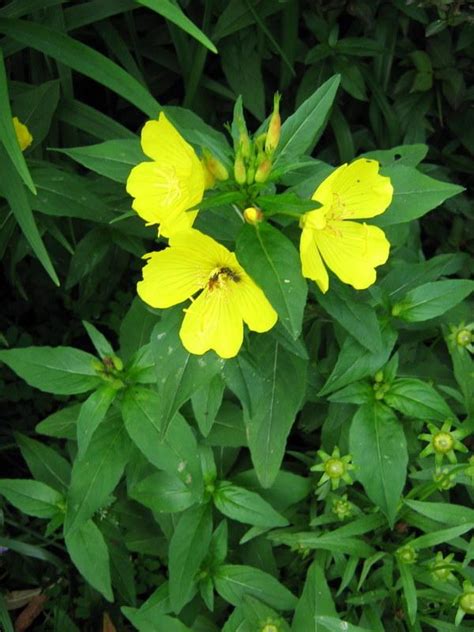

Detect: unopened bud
243,206,263,225
13,116,33,151
255,157,272,183
234,154,247,185
202,149,229,182
201,158,216,189
265,93,281,155
111,356,123,372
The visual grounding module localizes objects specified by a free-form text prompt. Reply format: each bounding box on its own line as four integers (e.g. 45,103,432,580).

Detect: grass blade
0,18,159,117
137,0,217,53
0,49,36,193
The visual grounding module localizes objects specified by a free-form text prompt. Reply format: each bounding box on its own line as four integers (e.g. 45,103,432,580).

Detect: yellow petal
299,227,329,293
159,210,198,238
180,289,243,358
127,161,190,216
314,159,393,220
316,220,390,290
137,248,206,309
13,116,33,151
141,113,195,165
168,229,235,268
233,276,277,332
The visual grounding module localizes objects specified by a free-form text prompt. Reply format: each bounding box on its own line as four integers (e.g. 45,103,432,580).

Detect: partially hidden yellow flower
299,158,393,293
138,229,277,358
13,116,33,151
126,113,205,237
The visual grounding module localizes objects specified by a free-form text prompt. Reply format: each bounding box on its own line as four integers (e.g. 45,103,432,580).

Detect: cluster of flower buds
91,355,125,389
234,93,281,186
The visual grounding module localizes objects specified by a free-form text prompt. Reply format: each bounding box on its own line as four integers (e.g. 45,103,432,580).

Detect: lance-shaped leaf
236,223,307,339
350,403,408,526
0,346,102,395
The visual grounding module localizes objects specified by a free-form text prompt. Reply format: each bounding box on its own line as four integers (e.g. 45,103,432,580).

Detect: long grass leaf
0,145,59,285
137,0,217,53
0,18,159,117
0,49,36,193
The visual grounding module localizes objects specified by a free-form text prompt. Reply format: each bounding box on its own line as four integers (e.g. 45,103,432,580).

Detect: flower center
207,266,241,292
327,192,347,220
433,432,454,454
153,166,182,205
456,329,472,347
324,458,345,478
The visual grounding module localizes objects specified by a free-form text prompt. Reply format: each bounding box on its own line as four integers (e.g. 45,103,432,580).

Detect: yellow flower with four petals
299,158,393,293
126,112,205,237
138,229,277,358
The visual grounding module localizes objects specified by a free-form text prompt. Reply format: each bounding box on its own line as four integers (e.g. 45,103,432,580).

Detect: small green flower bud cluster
311,446,354,491
396,544,417,565
92,355,125,389
455,581,474,625
233,93,281,187
419,419,468,468
332,494,353,520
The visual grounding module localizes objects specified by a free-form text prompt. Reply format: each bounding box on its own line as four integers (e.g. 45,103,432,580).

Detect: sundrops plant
0,2,473,629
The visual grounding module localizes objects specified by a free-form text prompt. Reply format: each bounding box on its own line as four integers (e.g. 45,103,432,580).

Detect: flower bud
202,149,229,182
396,544,417,565
13,116,33,151
234,154,247,185
265,93,281,155
243,206,264,225
460,591,474,614
201,158,216,189
255,157,272,183
111,356,124,372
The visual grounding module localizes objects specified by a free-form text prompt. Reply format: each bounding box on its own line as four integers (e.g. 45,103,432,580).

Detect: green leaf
130,471,195,514
0,49,35,192
28,164,114,223
0,346,102,395
396,559,417,625
169,504,213,613
243,595,291,631
409,524,474,549
0,18,159,117
269,531,374,558
375,165,463,226
191,374,225,437
213,481,288,528
257,193,320,216
292,560,338,632
350,403,408,526
319,325,397,396
76,384,117,457
362,144,428,167
137,0,217,53
236,223,307,339
0,145,58,285
0,594,14,632
54,139,144,183
231,337,306,487
120,297,158,362
404,500,474,526
122,387,203,498
151,311,223,435
82,321,114,359
384,378,454,421
57,97,135,141
15,433,71,493
64,519,113,601
64,413,131,534
315,617,372,632
392,280,474,321
0,479,64,518
316,282,383,352
221,36,264,120
12,79,60,150
214,564,297,611
35,404,80,440
275,75,340,165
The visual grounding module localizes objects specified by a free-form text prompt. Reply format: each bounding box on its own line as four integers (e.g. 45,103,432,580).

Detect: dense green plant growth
0,1,473,631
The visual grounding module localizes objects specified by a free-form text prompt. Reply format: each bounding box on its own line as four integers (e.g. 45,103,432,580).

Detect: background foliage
0,1,473,630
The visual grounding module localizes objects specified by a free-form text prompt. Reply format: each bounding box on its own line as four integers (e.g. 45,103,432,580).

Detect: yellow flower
13,117,33,151
126,113,205,237
137,229,277,358
299,159,393,293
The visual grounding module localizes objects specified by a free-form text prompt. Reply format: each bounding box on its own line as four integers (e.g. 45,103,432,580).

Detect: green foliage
0,1,473,631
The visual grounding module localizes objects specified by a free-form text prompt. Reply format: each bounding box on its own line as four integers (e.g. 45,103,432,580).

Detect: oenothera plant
1,75,473,629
